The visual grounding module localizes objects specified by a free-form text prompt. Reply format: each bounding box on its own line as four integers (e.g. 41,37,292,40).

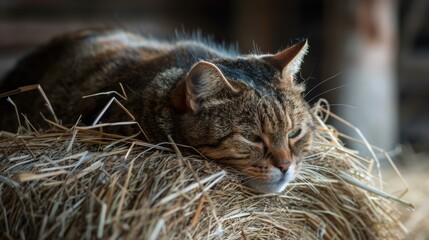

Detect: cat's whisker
298,64,315,86
302,151,324,159
295,174,322,194
240,175,262,185
301,165,337,179
303,158,321,163
307,83,350,104
326,103,357,109
303,155,323,161
303,71,342,99
295,174,312,186
303,152,324,158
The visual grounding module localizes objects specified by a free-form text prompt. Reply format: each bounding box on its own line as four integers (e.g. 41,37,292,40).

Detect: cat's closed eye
246,134,269,155
248,134,264,144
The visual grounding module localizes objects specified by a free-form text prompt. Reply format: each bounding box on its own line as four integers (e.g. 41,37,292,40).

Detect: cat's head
171,41,315,193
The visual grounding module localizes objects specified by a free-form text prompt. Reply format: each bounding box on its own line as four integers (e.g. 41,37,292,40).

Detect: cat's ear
171,61,239,113
263,40,308,89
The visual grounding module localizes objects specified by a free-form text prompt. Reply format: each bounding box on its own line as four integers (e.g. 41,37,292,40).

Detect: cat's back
0,29,232,130
1,29,233,91
1,29,171,89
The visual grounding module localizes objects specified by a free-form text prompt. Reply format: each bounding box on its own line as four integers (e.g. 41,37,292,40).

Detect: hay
0,91,412,239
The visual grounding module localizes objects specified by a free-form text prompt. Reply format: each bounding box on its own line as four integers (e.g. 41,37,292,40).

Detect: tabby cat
0,29,315,193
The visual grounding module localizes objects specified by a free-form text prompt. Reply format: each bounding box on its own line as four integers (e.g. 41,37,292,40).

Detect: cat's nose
270,149,292,172
275,161,291,172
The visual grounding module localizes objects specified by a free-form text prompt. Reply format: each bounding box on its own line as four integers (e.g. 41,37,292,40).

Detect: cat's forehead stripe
257,96,290,135
273,97,287,128
286,113,292,129
214,59,278,95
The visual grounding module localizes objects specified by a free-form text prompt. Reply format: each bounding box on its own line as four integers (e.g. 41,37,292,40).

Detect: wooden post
327,0,399,152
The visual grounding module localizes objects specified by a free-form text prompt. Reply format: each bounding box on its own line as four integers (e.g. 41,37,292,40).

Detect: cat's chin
246,164,296,194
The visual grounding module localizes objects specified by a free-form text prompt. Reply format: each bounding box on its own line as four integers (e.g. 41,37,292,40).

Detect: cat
0,29,315,193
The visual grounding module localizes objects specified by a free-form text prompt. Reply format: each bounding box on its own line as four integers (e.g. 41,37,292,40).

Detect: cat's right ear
263,40,308,89
171,61,239,113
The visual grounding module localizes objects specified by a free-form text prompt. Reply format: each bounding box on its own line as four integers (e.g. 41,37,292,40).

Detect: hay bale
0,100,411,239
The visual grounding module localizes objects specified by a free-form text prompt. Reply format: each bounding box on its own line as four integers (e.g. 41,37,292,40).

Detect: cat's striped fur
0,29,315,193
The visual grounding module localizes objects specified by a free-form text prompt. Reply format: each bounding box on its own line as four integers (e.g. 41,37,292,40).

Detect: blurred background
0,0,428,237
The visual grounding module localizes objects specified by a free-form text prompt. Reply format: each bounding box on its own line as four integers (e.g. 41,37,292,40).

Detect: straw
0,86,412,239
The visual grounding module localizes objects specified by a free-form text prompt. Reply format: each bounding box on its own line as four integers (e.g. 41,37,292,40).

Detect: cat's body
0,29,315,193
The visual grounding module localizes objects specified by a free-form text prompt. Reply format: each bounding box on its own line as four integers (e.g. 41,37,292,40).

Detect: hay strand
0,85,412,239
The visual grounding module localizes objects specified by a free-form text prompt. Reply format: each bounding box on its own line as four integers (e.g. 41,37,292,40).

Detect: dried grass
0,86,413,239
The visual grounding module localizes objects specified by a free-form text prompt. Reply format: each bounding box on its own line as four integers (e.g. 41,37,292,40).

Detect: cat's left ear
263,40,308,89
171,61,239,113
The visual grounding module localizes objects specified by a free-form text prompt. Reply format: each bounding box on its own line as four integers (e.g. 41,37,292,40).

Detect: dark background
0,0,428,155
